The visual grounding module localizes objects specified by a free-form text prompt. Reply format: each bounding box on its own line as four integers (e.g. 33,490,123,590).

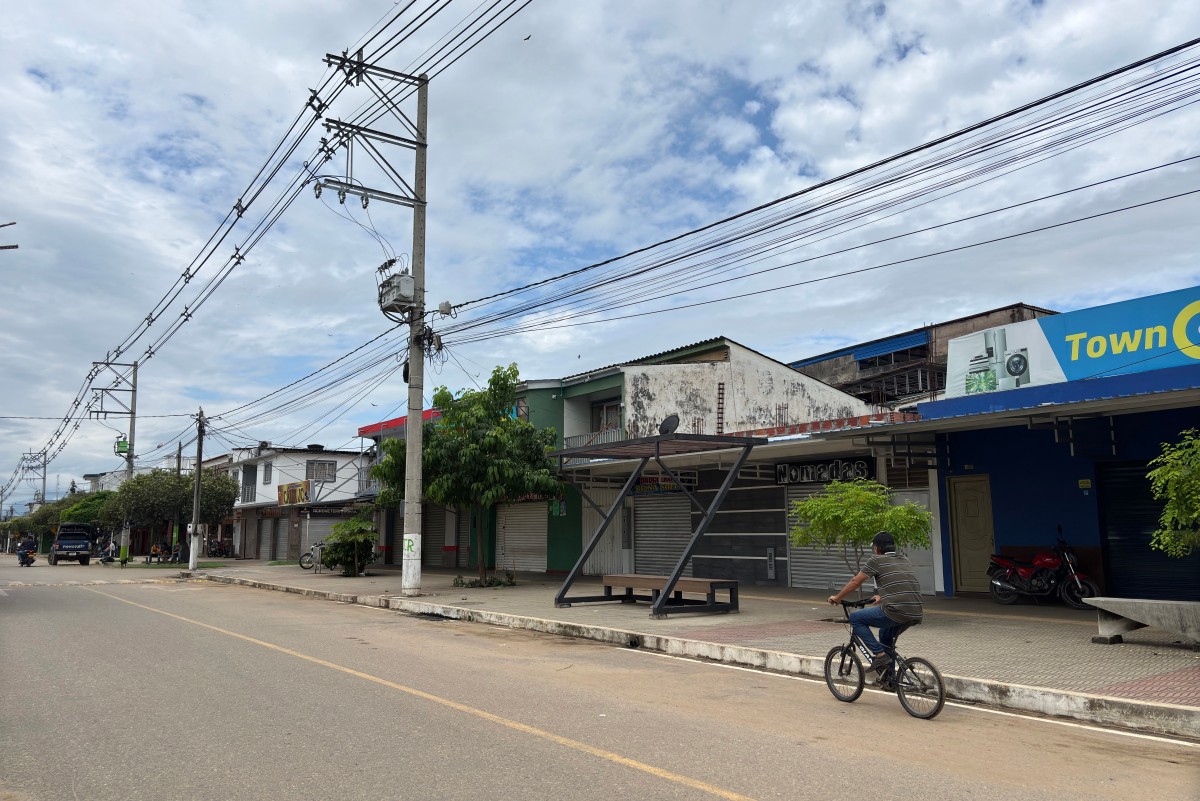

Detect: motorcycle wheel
298,553,314,570
1060,578,1099,610
988,579,1021,605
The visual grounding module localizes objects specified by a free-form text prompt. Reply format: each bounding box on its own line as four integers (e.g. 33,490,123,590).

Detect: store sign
277,480,311,506
946,284,1200,397
775,458,872,485
298,505,355,516
630,475,682,494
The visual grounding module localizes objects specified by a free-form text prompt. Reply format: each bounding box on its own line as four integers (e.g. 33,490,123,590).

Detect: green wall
524,386,564,448
547,484,582,571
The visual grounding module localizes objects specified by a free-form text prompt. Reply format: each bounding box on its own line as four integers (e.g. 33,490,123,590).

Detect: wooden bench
1083,597,1200,646
602,573,739,616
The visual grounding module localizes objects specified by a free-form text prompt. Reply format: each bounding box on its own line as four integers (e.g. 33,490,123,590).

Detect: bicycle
824,598,946,719
298,541,326,572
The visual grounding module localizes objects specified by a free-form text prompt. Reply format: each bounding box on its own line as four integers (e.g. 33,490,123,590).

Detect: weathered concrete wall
623,344,870,437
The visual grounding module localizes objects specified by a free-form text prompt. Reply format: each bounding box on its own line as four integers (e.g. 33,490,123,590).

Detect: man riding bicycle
828,530,923,673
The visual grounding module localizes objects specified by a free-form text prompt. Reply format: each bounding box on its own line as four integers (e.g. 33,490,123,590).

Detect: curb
202,574,1199,740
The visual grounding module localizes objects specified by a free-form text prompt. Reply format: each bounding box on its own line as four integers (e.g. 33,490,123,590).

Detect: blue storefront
916,285,1200,601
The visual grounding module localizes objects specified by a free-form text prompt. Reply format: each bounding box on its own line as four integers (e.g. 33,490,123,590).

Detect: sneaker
868,654,893,672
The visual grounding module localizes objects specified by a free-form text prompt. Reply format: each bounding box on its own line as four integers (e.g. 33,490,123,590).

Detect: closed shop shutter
496,502,547,573
787,484,859,590
456,507,470,569
582,487,625,576
274,518,288,561
257,517,272,559
633,495,693,576
422,503,447,567
1098,464,1200,601
304,516,352,553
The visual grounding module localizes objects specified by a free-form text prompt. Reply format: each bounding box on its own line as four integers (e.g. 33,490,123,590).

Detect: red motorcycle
987,527,1100,610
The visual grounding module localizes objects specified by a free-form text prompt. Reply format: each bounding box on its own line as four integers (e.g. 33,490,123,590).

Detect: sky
2,0,1199,512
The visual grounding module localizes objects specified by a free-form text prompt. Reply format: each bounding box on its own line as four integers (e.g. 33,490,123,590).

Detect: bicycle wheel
895,657,945,719
298,553,314,570
824,645,864,702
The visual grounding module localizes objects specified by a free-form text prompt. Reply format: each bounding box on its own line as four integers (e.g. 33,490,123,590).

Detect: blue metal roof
853,329,930,360
918,363,1200,421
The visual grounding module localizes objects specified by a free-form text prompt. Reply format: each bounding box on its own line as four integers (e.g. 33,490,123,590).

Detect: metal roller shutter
257,517,272,559
456,507,470,569
422,503,447,567
633,495,693,576
787,485,859,591
891,490,935,595
582,487,625,576
303,516,352,553
273,518,288,561
496,502,547,573
1099,464,1200,601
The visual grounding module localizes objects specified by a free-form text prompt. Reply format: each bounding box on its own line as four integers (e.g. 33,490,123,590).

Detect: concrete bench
602,573,739,615
1083,597,1200,645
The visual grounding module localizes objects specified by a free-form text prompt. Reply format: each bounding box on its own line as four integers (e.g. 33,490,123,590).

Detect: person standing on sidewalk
828,530,924,673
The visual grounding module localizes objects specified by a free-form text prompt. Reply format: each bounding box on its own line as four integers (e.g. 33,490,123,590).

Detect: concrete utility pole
401,75,429,596
188,409,205,571
119,361,138,562
314,54,430,594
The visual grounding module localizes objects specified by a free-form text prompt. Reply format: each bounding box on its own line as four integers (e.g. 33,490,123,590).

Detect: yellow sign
277,480,311,506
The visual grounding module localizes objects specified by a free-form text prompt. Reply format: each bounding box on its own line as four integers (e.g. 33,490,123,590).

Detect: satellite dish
658,414,680,436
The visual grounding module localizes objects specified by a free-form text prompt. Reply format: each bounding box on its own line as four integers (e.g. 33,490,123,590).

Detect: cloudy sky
3,0,1199,511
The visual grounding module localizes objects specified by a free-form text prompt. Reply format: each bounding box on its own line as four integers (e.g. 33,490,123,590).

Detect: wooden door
948,475,995,593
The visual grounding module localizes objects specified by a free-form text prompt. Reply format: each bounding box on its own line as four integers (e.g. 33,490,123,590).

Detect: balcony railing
563,427,627,450
240,485,256,504
358,466,381,496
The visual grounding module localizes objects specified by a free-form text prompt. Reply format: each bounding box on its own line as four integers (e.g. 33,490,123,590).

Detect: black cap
872,531,895,552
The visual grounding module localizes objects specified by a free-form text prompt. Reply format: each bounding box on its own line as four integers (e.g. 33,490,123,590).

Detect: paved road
1,577,1195,801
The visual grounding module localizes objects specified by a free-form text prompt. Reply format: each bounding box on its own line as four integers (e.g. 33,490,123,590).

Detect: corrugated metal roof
853,329,930,360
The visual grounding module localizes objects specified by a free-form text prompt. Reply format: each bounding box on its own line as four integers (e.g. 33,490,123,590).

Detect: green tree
108,469,238,535
60,490,116,533
373,363,560,581
1147,428,1200,558
789,478,932,574
324,508,379,576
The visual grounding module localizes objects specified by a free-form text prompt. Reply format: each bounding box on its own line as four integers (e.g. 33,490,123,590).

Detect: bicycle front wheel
896,657,945,719
824,645,864,702
298,553,314,570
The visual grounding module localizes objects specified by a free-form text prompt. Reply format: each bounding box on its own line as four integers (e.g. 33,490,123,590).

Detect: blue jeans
849,605,901,657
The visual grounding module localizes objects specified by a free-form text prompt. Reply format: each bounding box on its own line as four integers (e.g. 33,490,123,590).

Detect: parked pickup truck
49,523,96,566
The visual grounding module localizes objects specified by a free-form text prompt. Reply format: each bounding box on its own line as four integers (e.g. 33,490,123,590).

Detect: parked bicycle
298,541,326,572
824,598,946,719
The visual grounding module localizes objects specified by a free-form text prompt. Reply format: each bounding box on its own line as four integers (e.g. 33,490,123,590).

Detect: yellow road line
87,588,759,801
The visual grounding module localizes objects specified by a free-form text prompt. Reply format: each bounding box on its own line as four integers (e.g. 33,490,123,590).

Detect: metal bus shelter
551,428,766,617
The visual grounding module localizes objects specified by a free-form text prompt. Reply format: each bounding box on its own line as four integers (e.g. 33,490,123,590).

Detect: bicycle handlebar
840,598,874,609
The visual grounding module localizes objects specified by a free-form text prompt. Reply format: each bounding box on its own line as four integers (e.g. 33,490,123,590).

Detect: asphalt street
0,572,1196,801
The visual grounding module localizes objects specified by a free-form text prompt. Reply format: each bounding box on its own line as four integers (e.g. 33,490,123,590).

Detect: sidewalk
195,561,1200,739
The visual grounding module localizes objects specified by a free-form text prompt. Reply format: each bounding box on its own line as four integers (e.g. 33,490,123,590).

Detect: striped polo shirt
863,552,924,623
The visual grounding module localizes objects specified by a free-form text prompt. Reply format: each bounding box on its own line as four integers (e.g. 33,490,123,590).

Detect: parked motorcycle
987,527,1099,609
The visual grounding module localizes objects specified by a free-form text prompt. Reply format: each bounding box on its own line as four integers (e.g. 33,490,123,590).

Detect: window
262,462,272,485
306,460,337,482
515,397,529,421
590,399,620,432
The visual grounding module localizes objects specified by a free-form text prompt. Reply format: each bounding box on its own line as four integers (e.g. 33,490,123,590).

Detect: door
633,495,693,576
273,518,288,562
581,487,625,575
891,489,936,596
948,475,995,593
496,502,548,573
